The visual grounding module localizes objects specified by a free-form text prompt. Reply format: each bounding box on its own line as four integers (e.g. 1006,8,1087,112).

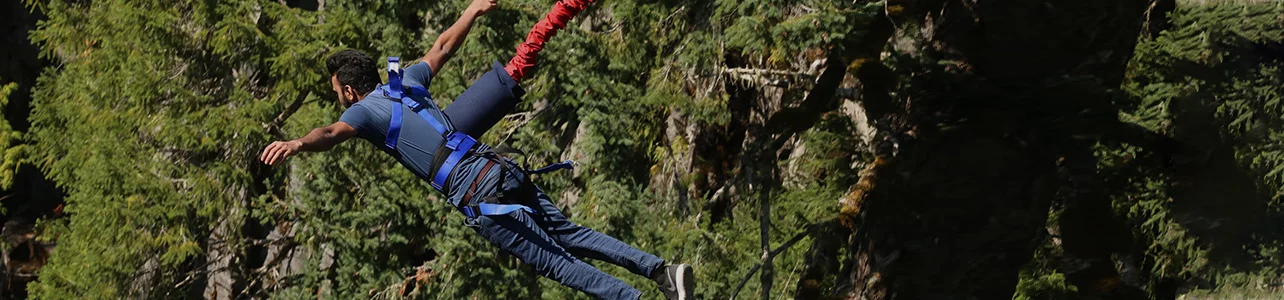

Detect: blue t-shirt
338,62,501,201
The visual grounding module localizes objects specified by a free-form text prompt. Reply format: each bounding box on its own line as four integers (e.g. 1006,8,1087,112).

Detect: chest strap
381,62,466,192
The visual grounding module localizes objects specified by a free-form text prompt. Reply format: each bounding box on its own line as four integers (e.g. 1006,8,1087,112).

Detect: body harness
380,57,575,218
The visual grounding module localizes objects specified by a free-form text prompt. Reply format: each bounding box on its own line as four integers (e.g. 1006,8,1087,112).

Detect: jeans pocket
497,172,530,203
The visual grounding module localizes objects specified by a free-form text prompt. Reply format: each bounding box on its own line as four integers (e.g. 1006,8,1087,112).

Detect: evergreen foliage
1117,2,1284,295
8,0,1284,298
1016,2,1284,298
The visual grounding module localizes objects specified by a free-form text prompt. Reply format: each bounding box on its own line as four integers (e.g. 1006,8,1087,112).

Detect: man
258,0,695,299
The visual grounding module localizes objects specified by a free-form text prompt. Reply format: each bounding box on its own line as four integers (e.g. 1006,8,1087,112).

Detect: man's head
326,49,381,107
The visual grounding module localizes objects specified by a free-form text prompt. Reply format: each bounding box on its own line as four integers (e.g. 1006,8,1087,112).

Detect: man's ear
342,85,359,99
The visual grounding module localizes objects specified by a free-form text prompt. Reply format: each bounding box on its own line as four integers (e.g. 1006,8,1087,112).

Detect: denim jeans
464,161,665,299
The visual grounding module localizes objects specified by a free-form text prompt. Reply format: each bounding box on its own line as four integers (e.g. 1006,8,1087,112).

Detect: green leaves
23,0,332,297
0,82,27,191
19,0,883,298
1085,2,1284,296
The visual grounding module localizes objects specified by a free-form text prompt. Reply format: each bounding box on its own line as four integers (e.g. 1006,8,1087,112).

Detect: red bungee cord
504,0,594,82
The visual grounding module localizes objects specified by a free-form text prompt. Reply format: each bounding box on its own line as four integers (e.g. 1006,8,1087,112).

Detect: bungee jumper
258,0,694,299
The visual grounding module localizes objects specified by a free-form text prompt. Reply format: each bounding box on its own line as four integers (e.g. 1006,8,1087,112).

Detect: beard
339,94,354,108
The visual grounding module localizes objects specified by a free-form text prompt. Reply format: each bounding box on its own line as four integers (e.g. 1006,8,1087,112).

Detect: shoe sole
677,264,694,300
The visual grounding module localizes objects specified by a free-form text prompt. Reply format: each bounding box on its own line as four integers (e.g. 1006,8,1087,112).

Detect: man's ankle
650,264,667,280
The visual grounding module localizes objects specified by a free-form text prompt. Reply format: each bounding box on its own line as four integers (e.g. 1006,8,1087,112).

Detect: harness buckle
445,132,470,150
387,56,401,73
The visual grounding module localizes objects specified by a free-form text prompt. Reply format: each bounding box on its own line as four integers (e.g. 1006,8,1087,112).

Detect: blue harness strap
382,85,449,134
478,203,535,216
407,85,430,97
458,203,536,219
379,73,447,151
386,57,404,98
386,99,403,149
456,159,570,217
384,57,404,149
431,132,476,191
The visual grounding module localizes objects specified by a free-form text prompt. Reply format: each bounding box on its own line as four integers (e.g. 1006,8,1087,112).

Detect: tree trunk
810,0,1158,298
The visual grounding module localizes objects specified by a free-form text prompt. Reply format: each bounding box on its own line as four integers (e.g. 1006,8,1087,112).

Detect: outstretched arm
423,0,497,74
260,122,358,166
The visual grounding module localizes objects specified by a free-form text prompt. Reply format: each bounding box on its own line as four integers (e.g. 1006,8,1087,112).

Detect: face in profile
330,74,357,108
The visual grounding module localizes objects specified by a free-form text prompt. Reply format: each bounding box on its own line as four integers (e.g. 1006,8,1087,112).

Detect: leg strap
456,155,535,218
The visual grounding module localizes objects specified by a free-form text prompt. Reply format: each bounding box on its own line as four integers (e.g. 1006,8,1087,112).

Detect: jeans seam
624,284,643,300
571,233,647,272
607,276,642,300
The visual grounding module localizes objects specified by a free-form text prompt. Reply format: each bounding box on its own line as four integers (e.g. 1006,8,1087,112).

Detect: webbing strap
463,160,497,202
380,57,459,192
459,203,535,218
453,160,536,218
478,203,535,216
382,57,528,199
386,100,403,149
387,57,404,98
407,86,430,97
431,132,476,191
414,106,450,134
379,82,449,135
379,85,452,141
529,160,577,174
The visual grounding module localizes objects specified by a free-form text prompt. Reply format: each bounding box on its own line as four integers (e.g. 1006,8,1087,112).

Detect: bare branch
725,67,817,78
268,91,310,135
496,103,549,146
766,54,849,150
759,176,772,300
730,225,818,300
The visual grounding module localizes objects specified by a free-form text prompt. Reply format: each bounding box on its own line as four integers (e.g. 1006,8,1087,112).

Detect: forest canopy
0,0,1280,299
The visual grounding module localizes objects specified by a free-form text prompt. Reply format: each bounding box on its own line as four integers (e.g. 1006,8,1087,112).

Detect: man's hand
260,140,303,166
469,0,497,15
259,122,356,166
424,0,494,73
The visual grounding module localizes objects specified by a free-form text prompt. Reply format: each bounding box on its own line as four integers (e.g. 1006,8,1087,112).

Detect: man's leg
526,185,665,277
468,211,643,299
518,181,697,300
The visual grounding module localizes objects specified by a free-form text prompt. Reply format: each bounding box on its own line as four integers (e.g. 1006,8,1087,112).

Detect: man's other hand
260,140,303,166
470,0,497,15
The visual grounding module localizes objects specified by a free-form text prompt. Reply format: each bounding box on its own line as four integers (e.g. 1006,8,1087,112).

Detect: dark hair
325,49,381,95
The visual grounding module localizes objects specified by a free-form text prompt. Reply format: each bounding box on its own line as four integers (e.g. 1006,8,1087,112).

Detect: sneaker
652,264,695,300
